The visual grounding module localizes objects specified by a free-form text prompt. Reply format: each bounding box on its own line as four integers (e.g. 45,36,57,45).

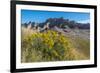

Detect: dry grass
21,27,90,63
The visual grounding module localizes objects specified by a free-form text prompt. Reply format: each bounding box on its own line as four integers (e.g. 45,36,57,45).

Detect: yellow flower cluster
23,30,70,50
41,30,56,49
58,34,69,48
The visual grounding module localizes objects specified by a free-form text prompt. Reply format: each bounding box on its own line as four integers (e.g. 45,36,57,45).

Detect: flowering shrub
21,30,87,62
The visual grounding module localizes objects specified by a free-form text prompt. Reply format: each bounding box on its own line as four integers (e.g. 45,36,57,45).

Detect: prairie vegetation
21,27,90,63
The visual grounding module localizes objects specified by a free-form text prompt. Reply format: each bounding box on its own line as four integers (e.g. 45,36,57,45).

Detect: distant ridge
22,17,90,29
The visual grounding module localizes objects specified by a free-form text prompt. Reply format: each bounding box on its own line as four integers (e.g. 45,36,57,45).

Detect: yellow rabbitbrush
21,29,87,63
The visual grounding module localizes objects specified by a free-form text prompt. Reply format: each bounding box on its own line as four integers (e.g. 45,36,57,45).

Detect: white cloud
77,19,90,23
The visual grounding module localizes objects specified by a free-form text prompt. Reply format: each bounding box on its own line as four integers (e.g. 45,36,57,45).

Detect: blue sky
21,9,90,24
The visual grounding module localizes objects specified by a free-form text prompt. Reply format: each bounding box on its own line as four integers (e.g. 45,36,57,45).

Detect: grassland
21,27,90,63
